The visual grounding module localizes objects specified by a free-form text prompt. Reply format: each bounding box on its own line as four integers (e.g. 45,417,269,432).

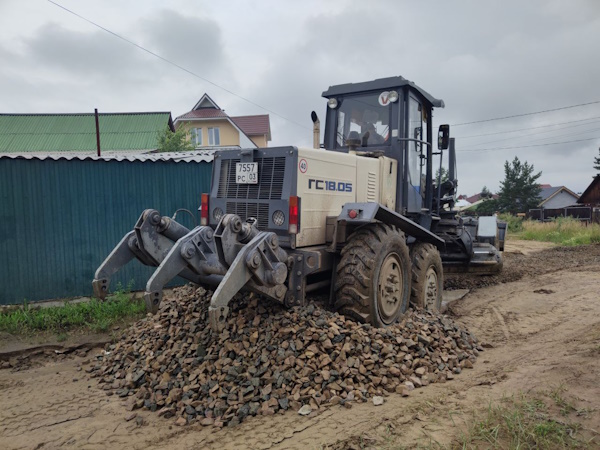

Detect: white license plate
236,162,258,184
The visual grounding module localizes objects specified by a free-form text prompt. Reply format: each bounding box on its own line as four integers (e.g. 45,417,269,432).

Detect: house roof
192,93,221,111
176,109,229,120
0,112,174,153
539,186,562,201
466,192,499,203
231,115,271,140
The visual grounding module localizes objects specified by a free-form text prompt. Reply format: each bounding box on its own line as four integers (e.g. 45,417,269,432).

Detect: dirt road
1,241,599,449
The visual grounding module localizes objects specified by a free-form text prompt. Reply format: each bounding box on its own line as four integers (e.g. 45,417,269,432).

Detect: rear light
200,193,209,226
348,209,358,219
289,196,299,234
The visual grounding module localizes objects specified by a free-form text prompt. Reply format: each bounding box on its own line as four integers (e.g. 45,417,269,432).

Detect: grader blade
93,209,191,300
144,225,227,313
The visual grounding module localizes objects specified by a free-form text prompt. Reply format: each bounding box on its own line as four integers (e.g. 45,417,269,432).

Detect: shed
0,112,174,156
577,175,600,206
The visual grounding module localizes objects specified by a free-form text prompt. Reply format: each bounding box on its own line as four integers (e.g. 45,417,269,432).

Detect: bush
498,213,524,233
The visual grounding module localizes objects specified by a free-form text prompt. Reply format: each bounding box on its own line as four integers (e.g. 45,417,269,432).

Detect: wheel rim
423,266,438,310
377,252,404,324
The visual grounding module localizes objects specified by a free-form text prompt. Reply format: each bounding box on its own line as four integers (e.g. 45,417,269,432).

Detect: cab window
335,94,391,147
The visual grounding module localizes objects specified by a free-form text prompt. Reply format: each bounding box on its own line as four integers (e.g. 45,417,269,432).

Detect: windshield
335,93,391,147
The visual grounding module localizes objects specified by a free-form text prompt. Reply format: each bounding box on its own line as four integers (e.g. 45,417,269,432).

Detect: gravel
444,244,600,291
89,285,481,427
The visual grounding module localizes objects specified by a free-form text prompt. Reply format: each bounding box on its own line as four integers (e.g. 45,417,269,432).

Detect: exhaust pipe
311,111,320,149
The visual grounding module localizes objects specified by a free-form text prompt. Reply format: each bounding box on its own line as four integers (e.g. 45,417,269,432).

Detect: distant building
577,175,600,207
174,94,271,150
0,112,174,157
455,198,472,210
538,185,579,209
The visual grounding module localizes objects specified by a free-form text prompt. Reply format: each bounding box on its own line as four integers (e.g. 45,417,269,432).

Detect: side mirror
438,124,450,150
311,111,319,124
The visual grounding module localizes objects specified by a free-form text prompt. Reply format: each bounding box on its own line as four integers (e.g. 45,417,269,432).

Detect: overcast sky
1,0,600,195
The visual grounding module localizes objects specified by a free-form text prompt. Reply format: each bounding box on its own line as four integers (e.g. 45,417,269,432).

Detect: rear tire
410,243,443,311
334,224,411,327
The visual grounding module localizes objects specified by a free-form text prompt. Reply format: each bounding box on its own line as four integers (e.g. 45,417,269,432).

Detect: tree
594,147,600,172
435,167,449,184
475,198,498,215
480,186,492,199
156,127,194,153
496,157,542,214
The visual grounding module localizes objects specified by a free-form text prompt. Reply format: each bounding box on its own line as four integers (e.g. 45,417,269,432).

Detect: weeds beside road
0,289,146,336
500,214,600,246
519,218,600,246
460,387,592,449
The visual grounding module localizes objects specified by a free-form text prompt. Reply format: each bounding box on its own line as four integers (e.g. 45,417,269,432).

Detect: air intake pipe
311,111,320,149
448,137,456,183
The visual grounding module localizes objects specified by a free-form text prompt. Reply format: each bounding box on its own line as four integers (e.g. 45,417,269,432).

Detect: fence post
95,108,101,157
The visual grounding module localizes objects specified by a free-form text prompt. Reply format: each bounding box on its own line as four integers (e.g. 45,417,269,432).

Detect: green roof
0,113,174,153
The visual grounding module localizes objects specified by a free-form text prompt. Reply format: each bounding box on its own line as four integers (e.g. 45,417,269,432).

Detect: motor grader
93,76,504,331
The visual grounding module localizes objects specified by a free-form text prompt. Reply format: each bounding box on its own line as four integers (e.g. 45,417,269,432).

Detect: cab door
406,95,426,213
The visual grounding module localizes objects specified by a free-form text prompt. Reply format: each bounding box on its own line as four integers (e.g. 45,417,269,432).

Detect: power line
458,121,600,150
458,136,600,153
46,0,309,130
455,116,600,139
451,100,600,127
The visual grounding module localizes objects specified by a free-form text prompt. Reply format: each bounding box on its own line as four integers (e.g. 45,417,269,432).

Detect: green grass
458,393,590,449
498,213,525,233
516,217,600,246
0,288,146,335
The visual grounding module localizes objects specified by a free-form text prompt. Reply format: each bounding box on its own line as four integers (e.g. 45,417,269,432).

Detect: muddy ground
1,240,600,449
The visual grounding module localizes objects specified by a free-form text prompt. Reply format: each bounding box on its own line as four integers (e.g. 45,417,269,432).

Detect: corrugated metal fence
0,155,212,305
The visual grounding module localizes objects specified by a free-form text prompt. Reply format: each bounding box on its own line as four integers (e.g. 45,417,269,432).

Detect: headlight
388,90,399,102
213,207,223,221
272,210,285,226
327,98,338,109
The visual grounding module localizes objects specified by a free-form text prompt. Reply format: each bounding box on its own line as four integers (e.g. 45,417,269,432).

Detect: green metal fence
0,156,212,305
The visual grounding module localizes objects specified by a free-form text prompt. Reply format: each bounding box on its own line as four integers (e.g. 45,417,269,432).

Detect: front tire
410,243,443,311
334,224,411,327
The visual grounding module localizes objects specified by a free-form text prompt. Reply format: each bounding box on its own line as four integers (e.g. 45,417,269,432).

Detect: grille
367,171,377,202
217,157,286,200
226,202,270,229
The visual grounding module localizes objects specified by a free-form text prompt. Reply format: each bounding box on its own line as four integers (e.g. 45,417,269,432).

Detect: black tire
334,224,411,327
410,243,443,311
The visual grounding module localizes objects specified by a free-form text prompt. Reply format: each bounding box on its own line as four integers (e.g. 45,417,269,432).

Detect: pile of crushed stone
89,285,481,427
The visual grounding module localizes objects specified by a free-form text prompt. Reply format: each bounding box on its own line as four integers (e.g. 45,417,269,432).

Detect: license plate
236,162,258,184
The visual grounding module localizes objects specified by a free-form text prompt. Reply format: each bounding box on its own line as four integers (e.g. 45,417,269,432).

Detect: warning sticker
299,159,308,173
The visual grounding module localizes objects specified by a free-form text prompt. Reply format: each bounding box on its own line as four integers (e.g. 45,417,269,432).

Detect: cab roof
322,76,444,108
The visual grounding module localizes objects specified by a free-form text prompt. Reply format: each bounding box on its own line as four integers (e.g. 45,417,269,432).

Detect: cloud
140,10,226,80
23,23,146,79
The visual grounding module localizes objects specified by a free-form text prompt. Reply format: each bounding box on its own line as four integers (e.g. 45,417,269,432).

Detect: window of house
190,128,202,147
208,127,220,146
